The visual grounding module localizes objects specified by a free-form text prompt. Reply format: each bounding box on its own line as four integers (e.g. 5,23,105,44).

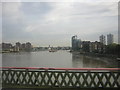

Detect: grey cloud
20,2,52,15
2,2,118,46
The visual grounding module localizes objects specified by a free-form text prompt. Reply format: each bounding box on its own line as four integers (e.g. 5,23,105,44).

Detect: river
2,50,118,68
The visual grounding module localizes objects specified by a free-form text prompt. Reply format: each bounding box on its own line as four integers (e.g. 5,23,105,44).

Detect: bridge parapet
0,67,120,88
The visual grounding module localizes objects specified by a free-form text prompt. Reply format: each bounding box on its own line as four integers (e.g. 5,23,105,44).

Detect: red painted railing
1,67,120,71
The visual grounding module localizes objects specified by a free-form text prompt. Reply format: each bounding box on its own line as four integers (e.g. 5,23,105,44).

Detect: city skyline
1,33,116,47
2,1,118,46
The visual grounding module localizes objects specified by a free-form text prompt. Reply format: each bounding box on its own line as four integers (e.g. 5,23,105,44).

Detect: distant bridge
0,67,120,89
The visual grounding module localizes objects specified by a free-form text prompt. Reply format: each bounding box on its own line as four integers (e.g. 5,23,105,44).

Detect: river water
2,50,118,68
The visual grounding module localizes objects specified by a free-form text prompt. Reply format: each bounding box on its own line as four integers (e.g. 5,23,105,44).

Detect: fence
0,67,120,88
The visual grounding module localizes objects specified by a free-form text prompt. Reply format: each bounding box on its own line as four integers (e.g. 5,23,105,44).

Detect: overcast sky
2,1,118,46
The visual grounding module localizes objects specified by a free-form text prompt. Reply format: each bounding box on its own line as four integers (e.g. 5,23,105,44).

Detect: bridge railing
0,67,120,88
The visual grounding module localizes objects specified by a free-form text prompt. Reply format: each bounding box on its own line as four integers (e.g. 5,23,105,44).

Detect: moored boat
48,47,57,52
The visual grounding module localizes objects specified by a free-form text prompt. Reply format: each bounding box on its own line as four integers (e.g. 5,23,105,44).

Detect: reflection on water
2,51,118,68
72,52,118,68
83,56,107,68
72,52,83,68
2,52,32,67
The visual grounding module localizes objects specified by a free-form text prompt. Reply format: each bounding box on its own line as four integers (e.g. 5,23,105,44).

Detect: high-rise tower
107,34,113,45
99,35,106,45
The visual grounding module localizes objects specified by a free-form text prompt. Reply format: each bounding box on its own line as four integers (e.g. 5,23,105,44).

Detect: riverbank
1,50,33,53
70,51,118,59
83,52,118,59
